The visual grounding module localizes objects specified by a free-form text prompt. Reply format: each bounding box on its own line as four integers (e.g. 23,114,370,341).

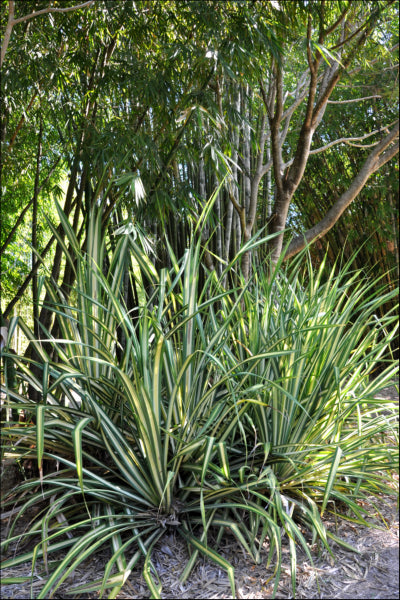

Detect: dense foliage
1,0,398,321
1,203,398,598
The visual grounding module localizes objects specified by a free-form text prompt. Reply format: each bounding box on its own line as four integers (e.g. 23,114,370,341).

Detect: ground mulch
1,385,398,599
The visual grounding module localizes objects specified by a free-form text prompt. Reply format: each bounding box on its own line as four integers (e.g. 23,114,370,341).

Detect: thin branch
307,123,395,155
306,16,314,75
281,123,396,170
258,71,312,165
328,21,368,51
311,25,371,128
260,157,273,179
259,80,272,119
228,188,244,217
327,95,382,104
255,112,267,175
1,0,94,67
375,139,399,169
262,122,396,176
279,74,312,148
329,0,397,52
323,4,351,37
12,1,95,24
347,44,399,76
344,140,380,148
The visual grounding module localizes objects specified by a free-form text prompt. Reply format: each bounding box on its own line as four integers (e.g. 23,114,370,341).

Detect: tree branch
12,1,95,24
284,122,399,260
346,43,399,77
306,16,315,76
259,80,272,119
269,63,285,196
1,0,15,68
328,20,368,51
323,4,351,37
228,188,245,224
311,19,374,129
1,0,94,67
327,94,382,104
281,122,397,168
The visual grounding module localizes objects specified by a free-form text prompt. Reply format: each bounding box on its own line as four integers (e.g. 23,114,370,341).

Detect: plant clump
1,204,398,599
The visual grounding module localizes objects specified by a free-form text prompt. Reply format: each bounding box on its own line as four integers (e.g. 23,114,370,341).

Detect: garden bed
1,385,398,599
1,487,398,599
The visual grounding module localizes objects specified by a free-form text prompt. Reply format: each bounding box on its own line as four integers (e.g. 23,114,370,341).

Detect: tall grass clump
1,204,398,599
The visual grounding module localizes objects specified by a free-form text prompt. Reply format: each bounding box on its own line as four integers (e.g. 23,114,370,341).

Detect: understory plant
1,202,398,599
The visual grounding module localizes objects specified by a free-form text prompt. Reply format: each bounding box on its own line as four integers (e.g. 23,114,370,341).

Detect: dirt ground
1,384,398,600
